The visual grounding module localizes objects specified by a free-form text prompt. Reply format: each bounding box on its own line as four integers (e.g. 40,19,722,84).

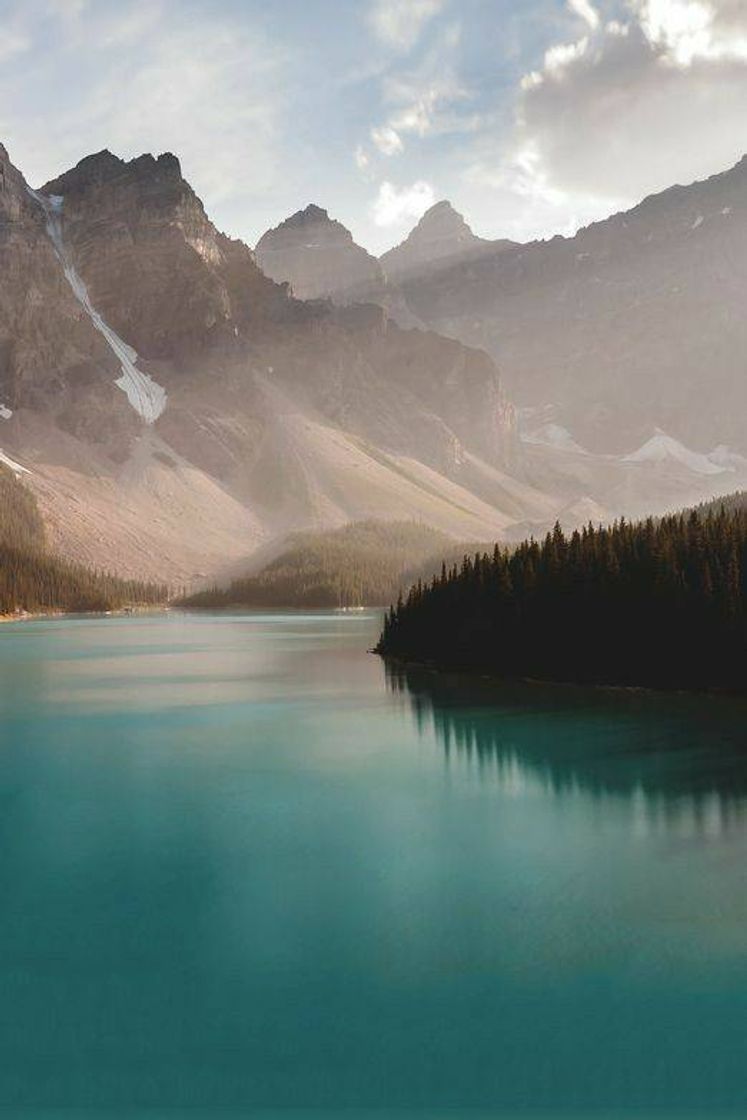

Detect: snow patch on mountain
26,188,167,424
0,405,12,420
0,449,30,475
623,430,724,475
708,444,747,472
521,422,589,455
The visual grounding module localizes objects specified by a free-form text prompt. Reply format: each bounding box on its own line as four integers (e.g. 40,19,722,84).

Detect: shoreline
376,651,747,701
0,605,170,625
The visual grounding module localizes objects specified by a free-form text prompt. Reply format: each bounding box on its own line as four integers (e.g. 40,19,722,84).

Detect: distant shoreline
0,605,170,624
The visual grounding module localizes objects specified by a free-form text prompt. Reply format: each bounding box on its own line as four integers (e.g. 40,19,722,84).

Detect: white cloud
456,0,747,245
368,0,444,51
503,0,747,216
378,23,471,140
633,0,747,65
543,36,589,76
568,0,600,30
355,145,371,171
371,124,404,154
371,179,436,226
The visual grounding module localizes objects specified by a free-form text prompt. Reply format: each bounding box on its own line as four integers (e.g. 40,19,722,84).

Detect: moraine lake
0,610,746,1116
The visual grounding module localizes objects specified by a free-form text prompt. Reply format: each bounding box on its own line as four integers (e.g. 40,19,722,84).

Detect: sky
1,0,747,253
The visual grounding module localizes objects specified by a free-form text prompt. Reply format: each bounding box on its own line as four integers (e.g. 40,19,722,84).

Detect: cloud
568,0,600,30
365,20,474,161
368,0,445,52
371,179,436,226
371,124,404,155
476,0,747,239
355,145,371,171
634,0,747,64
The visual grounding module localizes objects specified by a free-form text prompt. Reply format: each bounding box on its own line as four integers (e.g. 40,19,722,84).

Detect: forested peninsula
377,497,746,693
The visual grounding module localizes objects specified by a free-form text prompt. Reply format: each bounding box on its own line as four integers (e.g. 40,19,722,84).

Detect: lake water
0,610,746,1117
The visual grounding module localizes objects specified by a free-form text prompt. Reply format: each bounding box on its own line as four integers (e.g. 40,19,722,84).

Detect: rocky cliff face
255,204,385,306
382,159,747,455
0,144,139,455
1,144,530,579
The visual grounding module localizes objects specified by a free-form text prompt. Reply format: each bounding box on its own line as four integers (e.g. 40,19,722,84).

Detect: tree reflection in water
386,662,747,839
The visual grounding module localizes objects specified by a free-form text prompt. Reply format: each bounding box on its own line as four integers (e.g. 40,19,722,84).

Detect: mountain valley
2,141,745,585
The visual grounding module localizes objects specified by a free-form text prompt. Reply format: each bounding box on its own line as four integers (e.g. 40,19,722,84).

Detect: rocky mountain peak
257,204,357,250
412,200,475,242
43,148,185,203
381,199,496,282
290,203,331,225
255,203,383,303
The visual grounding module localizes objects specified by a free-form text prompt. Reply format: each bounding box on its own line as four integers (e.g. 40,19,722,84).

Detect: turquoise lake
0,610,746,1117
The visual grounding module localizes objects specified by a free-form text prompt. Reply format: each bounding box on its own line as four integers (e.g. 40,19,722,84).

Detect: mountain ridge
1,141,537,581
254,155,747,457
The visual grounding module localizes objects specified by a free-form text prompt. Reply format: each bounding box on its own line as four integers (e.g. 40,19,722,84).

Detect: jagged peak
43,149,184,196
409,199,475,240
380,197,487,273
422,199,463,220
297,203,329,222
257,203,362,252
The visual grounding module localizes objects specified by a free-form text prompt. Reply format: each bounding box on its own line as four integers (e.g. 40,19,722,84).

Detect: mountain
0,143,543,582
3,142,744,586
182,519,458,609
255,204,384,305
380,200,510,282
381,157,747,456
0,464,165,614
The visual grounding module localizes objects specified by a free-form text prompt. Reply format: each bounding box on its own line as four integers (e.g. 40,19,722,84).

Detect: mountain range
1,141,745,584
261,159,747,458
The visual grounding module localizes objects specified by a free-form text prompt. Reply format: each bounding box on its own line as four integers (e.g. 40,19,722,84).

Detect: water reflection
388,663,747,837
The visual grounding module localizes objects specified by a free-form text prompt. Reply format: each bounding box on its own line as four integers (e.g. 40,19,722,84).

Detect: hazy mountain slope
383,158,747,455
0,463,166,613
183,520,456,609
1,143,543,579
253,187,747,525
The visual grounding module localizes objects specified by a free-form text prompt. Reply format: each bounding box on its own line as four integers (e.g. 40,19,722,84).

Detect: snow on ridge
623,429,724,475
0,449,30,475
708,444,747,472
0,405,12,420
26,187,167,424
521,422,589,455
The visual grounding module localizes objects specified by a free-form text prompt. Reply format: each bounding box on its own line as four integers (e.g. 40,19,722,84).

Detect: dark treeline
378,500,747,693
181,520,462,609
697,490,745,516
0,466,168,615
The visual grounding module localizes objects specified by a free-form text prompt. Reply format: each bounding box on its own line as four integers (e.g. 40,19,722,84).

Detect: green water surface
0,611,745,1117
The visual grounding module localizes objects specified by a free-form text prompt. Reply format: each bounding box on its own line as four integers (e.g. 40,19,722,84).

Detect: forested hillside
0,466,46,552
0,467,167,615
182,521,461,609
378,499,746,693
